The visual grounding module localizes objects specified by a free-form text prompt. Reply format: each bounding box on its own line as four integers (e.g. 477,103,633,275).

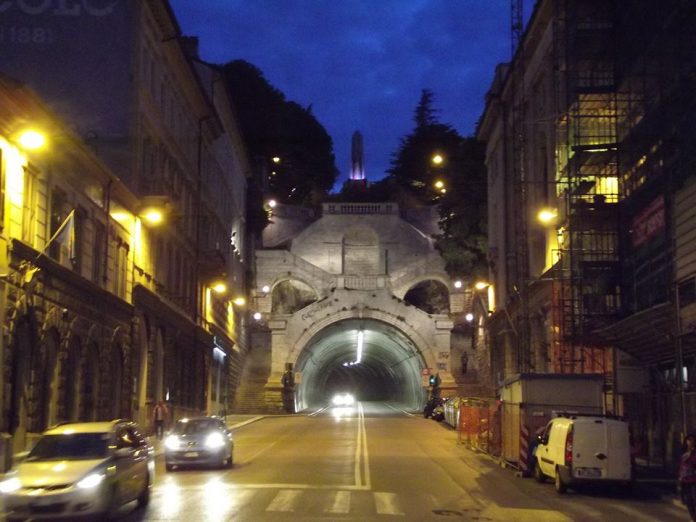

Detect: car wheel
533,460,546,483
137,474,150,508
554,468,567,494
100,484,120,520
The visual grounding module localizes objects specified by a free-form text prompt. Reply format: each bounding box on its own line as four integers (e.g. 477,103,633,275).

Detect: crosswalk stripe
374,491,404,515
266,489,302,512
326,490,351,514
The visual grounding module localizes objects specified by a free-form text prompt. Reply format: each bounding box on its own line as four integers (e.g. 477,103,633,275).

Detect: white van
532,414,632,493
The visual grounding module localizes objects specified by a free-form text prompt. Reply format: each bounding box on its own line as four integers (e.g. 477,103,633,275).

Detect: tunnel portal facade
243,202,469,412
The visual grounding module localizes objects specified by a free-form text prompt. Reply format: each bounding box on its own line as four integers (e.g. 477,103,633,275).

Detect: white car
0,419,154,520
532,414,632,493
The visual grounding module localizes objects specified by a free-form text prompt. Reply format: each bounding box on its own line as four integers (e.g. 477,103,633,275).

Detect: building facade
0,0,251,462
478,0,696,468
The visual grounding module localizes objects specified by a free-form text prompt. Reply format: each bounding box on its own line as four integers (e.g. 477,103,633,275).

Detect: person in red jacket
679,434,696,521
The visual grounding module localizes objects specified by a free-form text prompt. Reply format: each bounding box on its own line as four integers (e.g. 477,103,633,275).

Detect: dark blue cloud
169,0,511,186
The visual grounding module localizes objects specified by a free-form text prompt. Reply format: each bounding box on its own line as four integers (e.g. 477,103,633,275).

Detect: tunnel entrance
294,318,425,411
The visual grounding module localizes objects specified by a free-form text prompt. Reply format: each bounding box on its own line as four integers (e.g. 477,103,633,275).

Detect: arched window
61,336,81,422
6,315,34,434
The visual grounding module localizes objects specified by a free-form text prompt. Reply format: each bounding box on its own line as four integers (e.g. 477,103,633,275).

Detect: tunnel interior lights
343,329,364,366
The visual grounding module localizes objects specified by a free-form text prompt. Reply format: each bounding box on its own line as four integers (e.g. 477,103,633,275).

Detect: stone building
239,202,476,412
478,0,696,467
0,0,251,459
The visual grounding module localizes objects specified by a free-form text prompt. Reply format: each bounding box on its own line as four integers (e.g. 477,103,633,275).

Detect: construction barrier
457,398,501,456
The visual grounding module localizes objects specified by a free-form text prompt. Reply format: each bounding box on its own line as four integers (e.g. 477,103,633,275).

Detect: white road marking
384,402,416,417
374,492,404,515
360,402,372,489
354,403,363,486
326,490,351,513
266,489,302,512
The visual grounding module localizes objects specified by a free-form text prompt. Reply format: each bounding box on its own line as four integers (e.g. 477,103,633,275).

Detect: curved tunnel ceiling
295,318,426,411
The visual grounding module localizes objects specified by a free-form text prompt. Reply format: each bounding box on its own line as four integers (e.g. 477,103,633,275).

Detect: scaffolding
552,0,622,374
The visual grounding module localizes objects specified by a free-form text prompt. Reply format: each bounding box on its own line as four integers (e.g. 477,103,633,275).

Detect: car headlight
76,473,105,489
205,432,225,449
165,435,181,451
0,477,21,494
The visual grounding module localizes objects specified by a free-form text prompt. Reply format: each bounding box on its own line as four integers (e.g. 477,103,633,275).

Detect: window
93,221,105,285
679,278,696,308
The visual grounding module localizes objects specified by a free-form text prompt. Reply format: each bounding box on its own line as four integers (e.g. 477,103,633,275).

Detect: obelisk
350,130,365,181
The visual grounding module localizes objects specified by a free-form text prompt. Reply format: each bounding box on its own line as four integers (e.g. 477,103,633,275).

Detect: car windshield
27,433,110,461
173,419,220,435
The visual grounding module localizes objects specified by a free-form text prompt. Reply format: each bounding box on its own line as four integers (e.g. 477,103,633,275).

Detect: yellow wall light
434,180,445,189
141,208,163,225
17,129,46,150
211,282,227,294
272,156,281,164
537,208,558,224
474,281,490,290
431,153,444,165
233,297,246,306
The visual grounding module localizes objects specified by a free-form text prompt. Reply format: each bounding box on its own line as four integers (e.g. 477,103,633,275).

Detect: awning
592,302,676,365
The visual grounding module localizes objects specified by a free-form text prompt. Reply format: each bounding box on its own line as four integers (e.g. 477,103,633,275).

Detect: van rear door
571,418,609,479
572,418,631,481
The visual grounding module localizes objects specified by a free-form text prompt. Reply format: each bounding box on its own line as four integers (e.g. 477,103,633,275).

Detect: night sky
169,1,522,187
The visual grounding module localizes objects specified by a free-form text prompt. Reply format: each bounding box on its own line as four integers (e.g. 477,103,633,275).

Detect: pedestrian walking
679,434,696,521
153,400,168,440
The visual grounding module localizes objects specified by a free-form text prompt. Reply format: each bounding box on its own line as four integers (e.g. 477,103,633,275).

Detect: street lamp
431,153,444,165
17,129,46,150
537,207,558,225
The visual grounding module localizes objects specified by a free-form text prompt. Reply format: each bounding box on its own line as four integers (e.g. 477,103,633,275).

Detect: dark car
164,417,234,471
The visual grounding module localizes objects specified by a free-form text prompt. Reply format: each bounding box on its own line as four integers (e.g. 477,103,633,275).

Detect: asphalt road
114,401,685,521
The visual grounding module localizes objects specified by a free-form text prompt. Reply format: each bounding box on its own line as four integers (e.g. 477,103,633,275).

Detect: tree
221,60,338,207
388,90,488,279
433,137,488,279
388,89,463,205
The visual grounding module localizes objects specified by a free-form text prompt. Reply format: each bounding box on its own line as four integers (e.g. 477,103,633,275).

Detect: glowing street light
233,297,246,307
261,285,270,293
454,280,463,289
434,180,445,190
18,129,46,150
431,153,444,165
474,281,490,291
141,209,163,225
267,199,277,209
211,282,227,294
272,156,281,164
465,313,474,322
253,312,262,321
537,207,558,224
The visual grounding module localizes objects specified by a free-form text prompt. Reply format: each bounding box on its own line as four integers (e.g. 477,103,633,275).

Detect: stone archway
404,279,451,314
291,316,430,411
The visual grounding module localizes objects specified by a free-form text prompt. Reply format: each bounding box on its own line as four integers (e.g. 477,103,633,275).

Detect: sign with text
631,196,665,247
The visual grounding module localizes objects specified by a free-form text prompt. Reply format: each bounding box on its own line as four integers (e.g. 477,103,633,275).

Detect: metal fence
457,398,501,457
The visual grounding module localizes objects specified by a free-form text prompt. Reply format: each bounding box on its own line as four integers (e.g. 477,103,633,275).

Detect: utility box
498,373,604,472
